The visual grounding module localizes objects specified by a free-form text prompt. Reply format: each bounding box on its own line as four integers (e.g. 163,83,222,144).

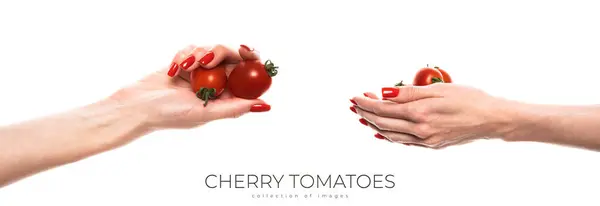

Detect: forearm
501,101,600,151
0,98,150,187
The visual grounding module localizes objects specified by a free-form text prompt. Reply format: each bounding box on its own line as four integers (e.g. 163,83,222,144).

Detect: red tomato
434,66,452,83
227,59,278,99
413,67,444,86
190,64,227,106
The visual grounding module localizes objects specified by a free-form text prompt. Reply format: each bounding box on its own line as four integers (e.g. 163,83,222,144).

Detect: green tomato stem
196,87,217,107
431,77,444,83
395,80,405,87
264,59,279,77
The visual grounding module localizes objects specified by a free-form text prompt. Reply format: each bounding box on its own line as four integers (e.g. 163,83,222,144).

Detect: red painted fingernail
363,93,369,97
199,52,215,65
350,106,357,113
167,62,179,77
180,55,196,70
359,118,368,126
382,87,400,98
250,104,271,112
240,44,253,51
350,99,357,105
374,133,385,140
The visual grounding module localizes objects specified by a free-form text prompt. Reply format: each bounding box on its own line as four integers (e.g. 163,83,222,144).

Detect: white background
1,0,600,205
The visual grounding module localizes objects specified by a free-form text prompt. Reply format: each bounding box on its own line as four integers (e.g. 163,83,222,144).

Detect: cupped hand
350,83,516,149
110,44,270,130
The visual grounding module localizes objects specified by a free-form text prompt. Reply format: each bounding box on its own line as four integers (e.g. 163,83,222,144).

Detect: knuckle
403,87,416,101
213,44,227,50
413,124,434,138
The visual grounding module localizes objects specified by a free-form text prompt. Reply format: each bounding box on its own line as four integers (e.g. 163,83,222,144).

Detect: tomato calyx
394,80,406,87
431,77,444,83
196,87,218,107
264,59,279,77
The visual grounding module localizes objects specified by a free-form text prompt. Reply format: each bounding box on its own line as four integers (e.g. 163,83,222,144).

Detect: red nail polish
350,99,357,105
350,106,357,113
167,62,179,77
382,87,400,98
180,55,196,70
359,118,368,126
199,52,215,65
240,44,253,51
374,133,385,140
363,93,370,97
250,104,271,112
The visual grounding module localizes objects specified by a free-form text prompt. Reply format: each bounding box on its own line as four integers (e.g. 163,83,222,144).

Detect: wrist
494,100,546,142
82,96,153,151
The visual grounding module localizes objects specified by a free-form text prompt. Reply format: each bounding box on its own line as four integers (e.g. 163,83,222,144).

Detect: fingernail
250,104,271,112
240,44,253,51
359,118,368,126
350,99,357,105
382,87,400,98
374,133,385,140
167,62,179,77
180,55,196,70
350,106,357,113
363,93,369,97
198,52,215,65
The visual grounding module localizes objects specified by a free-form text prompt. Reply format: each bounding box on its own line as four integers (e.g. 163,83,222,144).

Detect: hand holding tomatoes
171,44,278,107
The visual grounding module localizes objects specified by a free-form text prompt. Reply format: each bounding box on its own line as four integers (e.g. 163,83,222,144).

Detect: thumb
381,85,443,103
206,98,271,120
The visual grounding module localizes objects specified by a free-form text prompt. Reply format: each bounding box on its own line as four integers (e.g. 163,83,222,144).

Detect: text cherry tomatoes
434,66,452,83
190,64,227,106
413,67,444,86
227,59,278,99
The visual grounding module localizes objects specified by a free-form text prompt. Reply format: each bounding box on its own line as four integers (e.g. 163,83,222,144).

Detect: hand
350,83,516,149
110,44,270,130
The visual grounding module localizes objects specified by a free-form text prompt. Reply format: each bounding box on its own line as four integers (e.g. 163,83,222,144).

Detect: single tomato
434,66,452,83
227,59,278,99
413,67,444,86
190,64,228,106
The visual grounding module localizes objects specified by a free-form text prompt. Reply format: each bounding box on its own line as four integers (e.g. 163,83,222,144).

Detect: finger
381,85,443,103
356,117,422,143
363,92,379,99
177,46,209,72
351,96,422,121
371,125,422,143
204,98,270,120
239,44,260,60
197,44,243,69
167,45,196,77
355,107,425,138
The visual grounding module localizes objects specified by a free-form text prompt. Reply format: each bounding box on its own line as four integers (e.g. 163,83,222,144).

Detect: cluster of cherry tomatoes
190,59,279,106
396,65,452,86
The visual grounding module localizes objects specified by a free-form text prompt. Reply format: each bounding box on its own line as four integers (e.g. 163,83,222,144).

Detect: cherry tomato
190,64,227,106
227,59,278,99
413,67,444,86
434,66,452,83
